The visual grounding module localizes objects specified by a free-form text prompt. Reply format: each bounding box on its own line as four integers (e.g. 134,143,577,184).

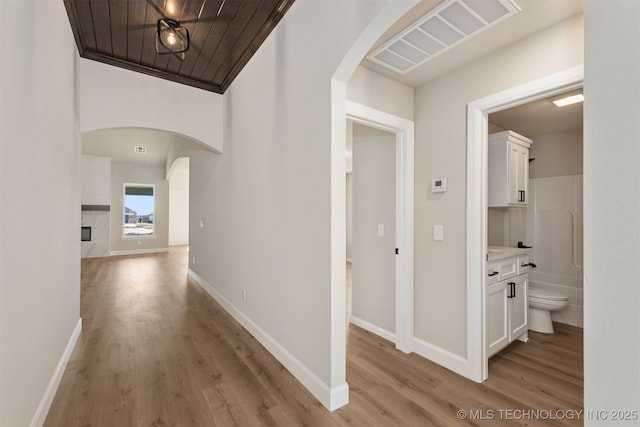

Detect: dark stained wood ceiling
63,0,295,93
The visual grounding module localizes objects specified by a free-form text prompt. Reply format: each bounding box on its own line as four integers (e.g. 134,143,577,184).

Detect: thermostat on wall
432,178,447,193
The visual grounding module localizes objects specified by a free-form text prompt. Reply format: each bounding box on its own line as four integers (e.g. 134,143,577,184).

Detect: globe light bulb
167,32,176,46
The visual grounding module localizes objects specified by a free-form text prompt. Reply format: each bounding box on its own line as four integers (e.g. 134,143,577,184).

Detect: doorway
466,65,584,381
346,101,414,353
487,88,584,331
168,157,190,247
347,122,397,341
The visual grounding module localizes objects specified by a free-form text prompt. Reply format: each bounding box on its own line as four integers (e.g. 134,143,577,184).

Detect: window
123,184,155,237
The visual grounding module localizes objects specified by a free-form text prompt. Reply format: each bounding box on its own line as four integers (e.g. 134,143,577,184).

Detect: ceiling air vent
134,145,147,154
367,0,521,74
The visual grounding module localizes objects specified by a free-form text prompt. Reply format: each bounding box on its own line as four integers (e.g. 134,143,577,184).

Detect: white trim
350,316,396,343
346,101,415,354
123,182,156,238
412,336,469,375
188,269,349,411
466,65,584,382
110,248,169,256
30,318,82,427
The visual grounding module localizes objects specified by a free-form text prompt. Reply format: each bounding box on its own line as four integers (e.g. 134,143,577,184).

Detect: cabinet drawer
487,263,500,285
499,258,517,280
517,256,530,275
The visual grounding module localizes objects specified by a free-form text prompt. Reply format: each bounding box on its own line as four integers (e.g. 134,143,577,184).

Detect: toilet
528,287,569,333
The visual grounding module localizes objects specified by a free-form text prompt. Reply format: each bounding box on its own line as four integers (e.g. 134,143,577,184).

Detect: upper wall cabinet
488,131,533,208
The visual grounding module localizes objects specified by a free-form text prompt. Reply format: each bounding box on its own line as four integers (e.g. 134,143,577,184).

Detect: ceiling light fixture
367,0,521,74
552,94,584,107
156,18,189,60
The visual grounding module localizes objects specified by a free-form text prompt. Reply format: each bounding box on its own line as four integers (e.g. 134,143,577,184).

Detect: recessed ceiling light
552,94,584,107
367,0,521,74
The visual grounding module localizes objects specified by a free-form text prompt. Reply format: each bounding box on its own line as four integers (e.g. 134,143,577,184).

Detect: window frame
122,183,156,239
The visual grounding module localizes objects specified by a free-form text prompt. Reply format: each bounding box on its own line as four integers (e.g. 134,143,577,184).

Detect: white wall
414,14,584,357
347,66,414,120
584,0,640,421
346,173,353,261
110,162,169,254
529,129,583,178
0,1,81,425
169,158,189,246
81,155,111,205
351,126,396,336
78,58,224,153
186,0,397,410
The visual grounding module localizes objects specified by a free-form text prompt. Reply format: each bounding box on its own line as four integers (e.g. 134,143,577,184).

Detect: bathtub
527,175,584,328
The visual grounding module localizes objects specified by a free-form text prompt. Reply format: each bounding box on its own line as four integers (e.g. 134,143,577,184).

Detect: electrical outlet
242,289,247,301
192,256,196,265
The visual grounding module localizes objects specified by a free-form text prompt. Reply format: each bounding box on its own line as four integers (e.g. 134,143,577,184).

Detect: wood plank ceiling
63,0,295,94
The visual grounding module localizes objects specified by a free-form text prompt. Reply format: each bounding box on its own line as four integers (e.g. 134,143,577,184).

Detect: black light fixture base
156,18,190,60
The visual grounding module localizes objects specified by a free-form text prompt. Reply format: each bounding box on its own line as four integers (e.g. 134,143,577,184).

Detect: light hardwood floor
45,248,583,426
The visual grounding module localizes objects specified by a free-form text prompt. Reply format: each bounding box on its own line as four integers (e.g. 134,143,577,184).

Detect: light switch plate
433,225,444,241
377,224,385,237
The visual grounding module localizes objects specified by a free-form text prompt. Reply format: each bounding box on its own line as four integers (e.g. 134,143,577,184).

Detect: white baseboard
551,305,584,328
30,318,82,427
350,316,396,344
110,248,169,256
187,269,348,411
412,336,471,379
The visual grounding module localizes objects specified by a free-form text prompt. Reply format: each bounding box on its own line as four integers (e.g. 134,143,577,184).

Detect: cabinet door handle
512,282,516,298
507,282,515,298
518,190,526,202
488,271,499,277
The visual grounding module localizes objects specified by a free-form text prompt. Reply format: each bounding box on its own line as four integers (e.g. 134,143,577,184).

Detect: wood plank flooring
45,247,583,426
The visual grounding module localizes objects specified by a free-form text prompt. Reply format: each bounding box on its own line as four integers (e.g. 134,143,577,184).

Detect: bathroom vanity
487,246,532,357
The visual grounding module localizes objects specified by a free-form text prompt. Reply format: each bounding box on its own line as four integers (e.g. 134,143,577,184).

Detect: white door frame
466,65,584,381
346,101,415,352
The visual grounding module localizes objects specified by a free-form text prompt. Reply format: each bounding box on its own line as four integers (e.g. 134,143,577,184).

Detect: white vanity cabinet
488,130,532,207
487,253,529,357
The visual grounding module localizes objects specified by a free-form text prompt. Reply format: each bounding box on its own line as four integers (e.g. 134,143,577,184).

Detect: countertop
487,246,532,262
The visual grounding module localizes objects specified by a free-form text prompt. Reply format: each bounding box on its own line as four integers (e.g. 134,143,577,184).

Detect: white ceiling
363,0,583,88
82,128,202,167
489,88,583,138
362,0,583,138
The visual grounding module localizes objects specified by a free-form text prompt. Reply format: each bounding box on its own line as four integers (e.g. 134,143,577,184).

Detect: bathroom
488,89,584,330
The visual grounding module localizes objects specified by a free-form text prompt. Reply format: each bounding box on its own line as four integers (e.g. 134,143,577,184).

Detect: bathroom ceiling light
552,94,584,107
367,0,521,74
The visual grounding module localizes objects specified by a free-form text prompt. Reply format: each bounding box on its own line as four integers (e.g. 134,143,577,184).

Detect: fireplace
81,206,109,258
81,226,91,242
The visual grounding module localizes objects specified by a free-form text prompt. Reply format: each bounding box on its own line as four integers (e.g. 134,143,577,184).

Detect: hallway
45,248,582,426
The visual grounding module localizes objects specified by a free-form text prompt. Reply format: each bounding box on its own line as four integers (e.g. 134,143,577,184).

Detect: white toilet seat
529,287,569,302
